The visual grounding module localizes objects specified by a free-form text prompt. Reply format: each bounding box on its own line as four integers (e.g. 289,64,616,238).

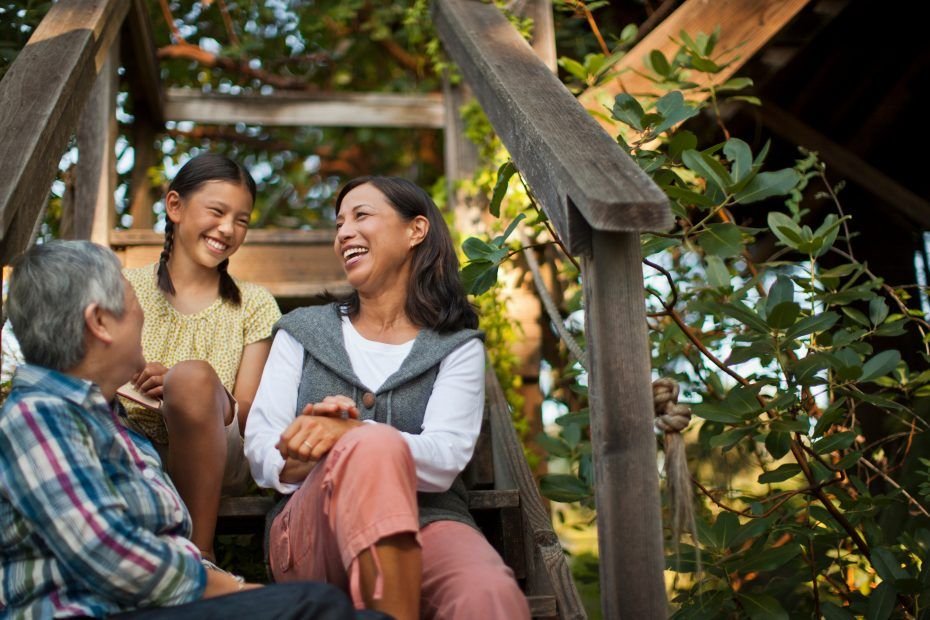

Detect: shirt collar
12,363,102,407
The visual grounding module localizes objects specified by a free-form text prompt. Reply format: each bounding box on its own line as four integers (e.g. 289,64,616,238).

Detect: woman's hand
300,394,360,420
202,569,261,599
277,414,363,462
132,362,169,398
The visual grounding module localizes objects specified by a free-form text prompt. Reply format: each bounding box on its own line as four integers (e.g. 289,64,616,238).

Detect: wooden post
433,1,672,616
0,0,128,264
74,36,119,244
128,119,156,229
583,231,666,618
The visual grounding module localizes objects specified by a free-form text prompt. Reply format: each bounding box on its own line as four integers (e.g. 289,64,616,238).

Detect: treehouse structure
2,0,924,618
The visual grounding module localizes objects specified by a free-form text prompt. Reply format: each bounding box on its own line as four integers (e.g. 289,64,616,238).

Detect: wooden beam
110,229,349,300
583,231,666,619
121,0,164,125
73,38,119,244
0,0,129,265
164,88,445,128
759,104,930,229
433,0,670,256
579,0,813,114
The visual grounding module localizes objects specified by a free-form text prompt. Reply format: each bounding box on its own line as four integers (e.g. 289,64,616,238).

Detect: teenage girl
122,153,281,562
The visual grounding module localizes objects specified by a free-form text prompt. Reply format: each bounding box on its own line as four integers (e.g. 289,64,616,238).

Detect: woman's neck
354,288,418,343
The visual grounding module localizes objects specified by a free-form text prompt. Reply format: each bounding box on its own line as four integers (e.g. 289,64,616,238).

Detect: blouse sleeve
242,283,282,345
244,330,303,494
397,338,486,492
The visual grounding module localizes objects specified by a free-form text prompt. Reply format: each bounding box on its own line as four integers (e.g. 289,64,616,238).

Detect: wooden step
218,488,521,520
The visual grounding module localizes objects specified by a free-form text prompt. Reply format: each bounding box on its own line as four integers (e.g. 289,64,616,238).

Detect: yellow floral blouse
121,264,281,443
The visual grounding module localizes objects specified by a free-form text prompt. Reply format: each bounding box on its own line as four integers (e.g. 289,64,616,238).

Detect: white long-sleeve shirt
244,319,485,494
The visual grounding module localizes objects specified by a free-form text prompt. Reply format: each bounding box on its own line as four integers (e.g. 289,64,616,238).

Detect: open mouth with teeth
343,246,369,266
203,236,230,254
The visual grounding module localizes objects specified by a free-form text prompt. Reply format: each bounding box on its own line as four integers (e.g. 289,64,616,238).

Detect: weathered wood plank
579,0,814,113
486,370,586,619
73,39,119,244
433,0,670,255
759,103,930,229
121,0,164,125
0,0,129,265
582,231,665,618
165,88,445,128
527,595,558,619
127,121,157,229
110,229,348,300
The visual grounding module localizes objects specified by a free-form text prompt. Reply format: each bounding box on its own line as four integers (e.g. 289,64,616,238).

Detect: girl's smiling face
166,180,253,269
334,183,428,294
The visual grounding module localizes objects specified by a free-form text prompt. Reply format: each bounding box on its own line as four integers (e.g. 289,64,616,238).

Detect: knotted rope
653,378,697,552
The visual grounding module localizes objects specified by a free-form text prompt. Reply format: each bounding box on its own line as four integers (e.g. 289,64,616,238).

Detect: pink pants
269,424,530,619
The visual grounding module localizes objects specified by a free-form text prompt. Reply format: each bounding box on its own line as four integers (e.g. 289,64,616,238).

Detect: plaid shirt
0,365,205,619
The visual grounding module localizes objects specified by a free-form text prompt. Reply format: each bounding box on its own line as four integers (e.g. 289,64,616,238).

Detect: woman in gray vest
244,177,530,620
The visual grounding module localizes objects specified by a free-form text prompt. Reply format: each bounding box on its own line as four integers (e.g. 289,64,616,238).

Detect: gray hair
8,240,126,371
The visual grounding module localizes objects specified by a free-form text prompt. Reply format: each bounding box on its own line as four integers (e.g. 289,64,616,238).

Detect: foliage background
3,2,930,618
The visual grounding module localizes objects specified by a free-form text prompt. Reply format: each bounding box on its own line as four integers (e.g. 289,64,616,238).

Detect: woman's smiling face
334,183,427,294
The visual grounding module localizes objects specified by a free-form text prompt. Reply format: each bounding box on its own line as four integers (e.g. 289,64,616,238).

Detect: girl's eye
209,208,223,215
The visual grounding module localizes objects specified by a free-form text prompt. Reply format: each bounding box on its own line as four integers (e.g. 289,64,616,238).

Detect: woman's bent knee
336,423,411,464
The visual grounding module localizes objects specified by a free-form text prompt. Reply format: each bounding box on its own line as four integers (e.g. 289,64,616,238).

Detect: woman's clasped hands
276,395,364,462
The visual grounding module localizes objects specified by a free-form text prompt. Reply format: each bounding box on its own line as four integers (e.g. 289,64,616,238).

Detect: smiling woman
245,177,529,620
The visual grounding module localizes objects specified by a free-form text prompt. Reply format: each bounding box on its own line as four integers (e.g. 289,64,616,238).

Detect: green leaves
489,160,517,218
766,212,848,257
539,473,591,503
612,91,699,137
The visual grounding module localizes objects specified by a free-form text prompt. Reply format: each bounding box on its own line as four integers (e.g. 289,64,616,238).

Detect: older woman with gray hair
0,241,365,619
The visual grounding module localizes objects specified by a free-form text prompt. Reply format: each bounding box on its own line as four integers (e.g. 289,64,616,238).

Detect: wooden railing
0,0,671,616
434,0,673,617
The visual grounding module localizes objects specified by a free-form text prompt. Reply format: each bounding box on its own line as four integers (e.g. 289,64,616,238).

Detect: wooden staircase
216,369,582,619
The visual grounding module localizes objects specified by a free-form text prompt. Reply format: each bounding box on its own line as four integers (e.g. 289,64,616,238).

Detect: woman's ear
84,303,114,345
409,215,429,247
165,190,183,224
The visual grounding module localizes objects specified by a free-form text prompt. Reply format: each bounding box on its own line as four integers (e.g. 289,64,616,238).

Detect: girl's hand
132,362,169,398
277,415,363,462
300,395,360,419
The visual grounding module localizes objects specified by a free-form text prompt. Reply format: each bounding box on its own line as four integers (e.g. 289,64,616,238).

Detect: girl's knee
163,360,227,425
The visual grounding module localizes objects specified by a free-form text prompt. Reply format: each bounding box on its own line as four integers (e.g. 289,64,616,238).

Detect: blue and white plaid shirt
0,364,205,618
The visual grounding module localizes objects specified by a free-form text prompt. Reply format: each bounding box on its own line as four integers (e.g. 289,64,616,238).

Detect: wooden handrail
0,0,128,265
434,1,670,616
432,0,671,256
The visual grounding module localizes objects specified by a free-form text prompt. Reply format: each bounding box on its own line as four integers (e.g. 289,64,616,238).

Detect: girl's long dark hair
335,176,478,333
157,153,256,306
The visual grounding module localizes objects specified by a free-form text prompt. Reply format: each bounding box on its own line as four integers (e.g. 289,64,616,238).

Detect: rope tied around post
653,378,697,552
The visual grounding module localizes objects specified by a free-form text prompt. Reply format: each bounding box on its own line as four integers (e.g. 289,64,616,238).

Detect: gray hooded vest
275,303,484,528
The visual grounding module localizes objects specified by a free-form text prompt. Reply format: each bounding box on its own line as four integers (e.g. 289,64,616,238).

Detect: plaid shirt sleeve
0,394,206,608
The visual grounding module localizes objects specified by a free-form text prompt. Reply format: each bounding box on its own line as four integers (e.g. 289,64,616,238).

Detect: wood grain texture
582,231,666,618
110,229,349,299
433,0,670,255
164,88,445,128
580,0,813,112
74,41,118,244
486,370,586,619
0,0,128,265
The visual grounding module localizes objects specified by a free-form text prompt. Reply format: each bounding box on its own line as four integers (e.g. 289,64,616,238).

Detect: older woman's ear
408,215,430,247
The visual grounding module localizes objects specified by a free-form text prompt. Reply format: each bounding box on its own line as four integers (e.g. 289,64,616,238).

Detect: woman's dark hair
334,176,478,332
157,153,256,305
